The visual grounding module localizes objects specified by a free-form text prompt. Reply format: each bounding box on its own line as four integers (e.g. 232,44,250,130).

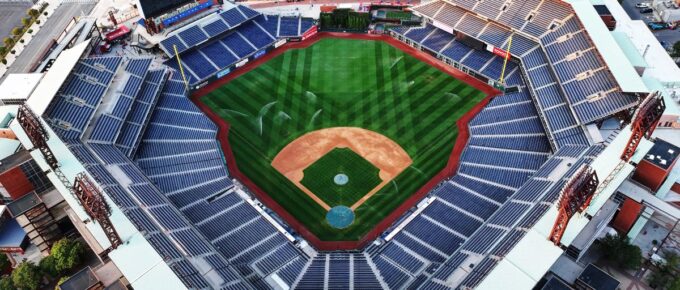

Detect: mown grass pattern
201,38,487,240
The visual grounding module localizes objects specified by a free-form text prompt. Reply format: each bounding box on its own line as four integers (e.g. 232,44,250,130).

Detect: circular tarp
326,206,355,229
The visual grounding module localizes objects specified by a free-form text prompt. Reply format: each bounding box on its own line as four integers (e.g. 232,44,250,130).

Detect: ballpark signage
216,67,231,79
235,58,248,68
492,46,511,59
253,50,266,59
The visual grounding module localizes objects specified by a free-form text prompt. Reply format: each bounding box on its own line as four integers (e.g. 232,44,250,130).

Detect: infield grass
201,38,487,241
301,147,382,206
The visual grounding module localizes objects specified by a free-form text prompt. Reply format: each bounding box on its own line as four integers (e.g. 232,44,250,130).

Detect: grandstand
0,0,674,289
159,5,316,86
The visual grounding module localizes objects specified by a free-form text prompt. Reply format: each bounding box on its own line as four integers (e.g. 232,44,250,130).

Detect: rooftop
6,191,42,217
0,218,27,250
577,264,620,290
58,267,100,290
0,73,43,101
0,149,31,173
645,139,680,169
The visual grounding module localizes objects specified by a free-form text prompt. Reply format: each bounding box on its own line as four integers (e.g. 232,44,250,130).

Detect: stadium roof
601,0,680,88
566,0,648,93
0,73,43,101
25,41,89,116
610,32,648,68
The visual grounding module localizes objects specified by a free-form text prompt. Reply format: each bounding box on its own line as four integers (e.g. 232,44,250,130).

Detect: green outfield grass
201,38,487,241
301,148,382,206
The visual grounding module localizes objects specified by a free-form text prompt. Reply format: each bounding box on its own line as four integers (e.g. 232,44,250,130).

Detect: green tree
20,17,31,27
11,262,41,290
0,255,10,271
50,238,84,273
0,277,15,290
27,9,40,19
3,38,14,48
648,251,680,289
11,27,23,37
38,256,57,278
598,233,642,269
671,41,680,58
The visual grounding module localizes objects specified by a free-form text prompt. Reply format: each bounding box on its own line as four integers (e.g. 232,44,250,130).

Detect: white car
635,3,651,8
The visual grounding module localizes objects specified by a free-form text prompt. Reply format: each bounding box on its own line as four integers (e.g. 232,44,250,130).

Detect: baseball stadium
0,0,679,289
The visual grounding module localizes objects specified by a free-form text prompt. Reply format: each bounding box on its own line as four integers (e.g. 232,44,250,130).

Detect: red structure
73,174,122,254
16,105,59,169
612,198,643,233
621,92,666,161
17,105,122,255
549,165,599,245
0,163,34,200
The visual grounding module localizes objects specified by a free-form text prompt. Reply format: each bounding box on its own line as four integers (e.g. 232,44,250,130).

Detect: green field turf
201,38,487,241
301,148,382,206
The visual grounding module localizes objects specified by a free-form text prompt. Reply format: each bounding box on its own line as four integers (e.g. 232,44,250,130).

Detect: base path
192,32,500,250
271,127,412,210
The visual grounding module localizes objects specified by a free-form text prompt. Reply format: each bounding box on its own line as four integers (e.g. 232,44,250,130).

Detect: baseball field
200,37,487,241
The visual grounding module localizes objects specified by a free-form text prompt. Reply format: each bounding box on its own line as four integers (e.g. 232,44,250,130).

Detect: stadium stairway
115,68,169,157
88,58,153,144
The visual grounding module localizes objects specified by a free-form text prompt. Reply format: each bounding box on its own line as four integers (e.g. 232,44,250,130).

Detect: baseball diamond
200,37,488,241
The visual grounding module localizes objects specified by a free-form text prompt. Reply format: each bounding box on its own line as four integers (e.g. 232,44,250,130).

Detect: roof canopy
566,0,649,93
25,41,90,116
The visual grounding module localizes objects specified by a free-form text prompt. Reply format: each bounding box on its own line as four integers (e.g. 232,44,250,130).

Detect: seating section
45,56,123,140
159,5,261,56
116,69,168,157
89,58,153,144
64,140,248,289
410,0,637,138
425,145,600,289
294,254,382,289
165,12,314,84
131,71,308,281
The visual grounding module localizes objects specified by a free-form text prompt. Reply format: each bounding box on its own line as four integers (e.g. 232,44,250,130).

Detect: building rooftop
645,139,680,170
577,264,620,290
0,74,43,102
0,218,27,250
0,149,31,173
6,191,41,217
58,267,100,290
541,276,574,290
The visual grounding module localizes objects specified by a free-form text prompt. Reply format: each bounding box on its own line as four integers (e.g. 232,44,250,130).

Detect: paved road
0,1,32,42
621,0,680,51
1,2,95,82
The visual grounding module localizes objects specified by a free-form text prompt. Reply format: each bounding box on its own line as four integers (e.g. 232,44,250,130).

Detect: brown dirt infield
271,127,412,210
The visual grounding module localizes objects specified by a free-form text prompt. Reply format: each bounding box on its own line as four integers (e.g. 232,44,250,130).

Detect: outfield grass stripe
203,38,489,240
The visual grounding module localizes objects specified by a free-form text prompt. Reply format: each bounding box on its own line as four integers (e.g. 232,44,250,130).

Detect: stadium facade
0,0,679,289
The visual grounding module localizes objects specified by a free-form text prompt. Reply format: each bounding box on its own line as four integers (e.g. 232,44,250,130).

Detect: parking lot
621,0,680,51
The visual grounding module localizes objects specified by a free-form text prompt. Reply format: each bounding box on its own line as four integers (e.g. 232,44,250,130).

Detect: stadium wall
192,32,499,250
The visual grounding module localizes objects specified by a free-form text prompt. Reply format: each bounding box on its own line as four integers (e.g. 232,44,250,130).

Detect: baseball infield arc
271,127,413,210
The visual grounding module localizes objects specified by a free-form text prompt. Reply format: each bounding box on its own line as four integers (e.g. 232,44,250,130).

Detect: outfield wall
192,32,499,250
